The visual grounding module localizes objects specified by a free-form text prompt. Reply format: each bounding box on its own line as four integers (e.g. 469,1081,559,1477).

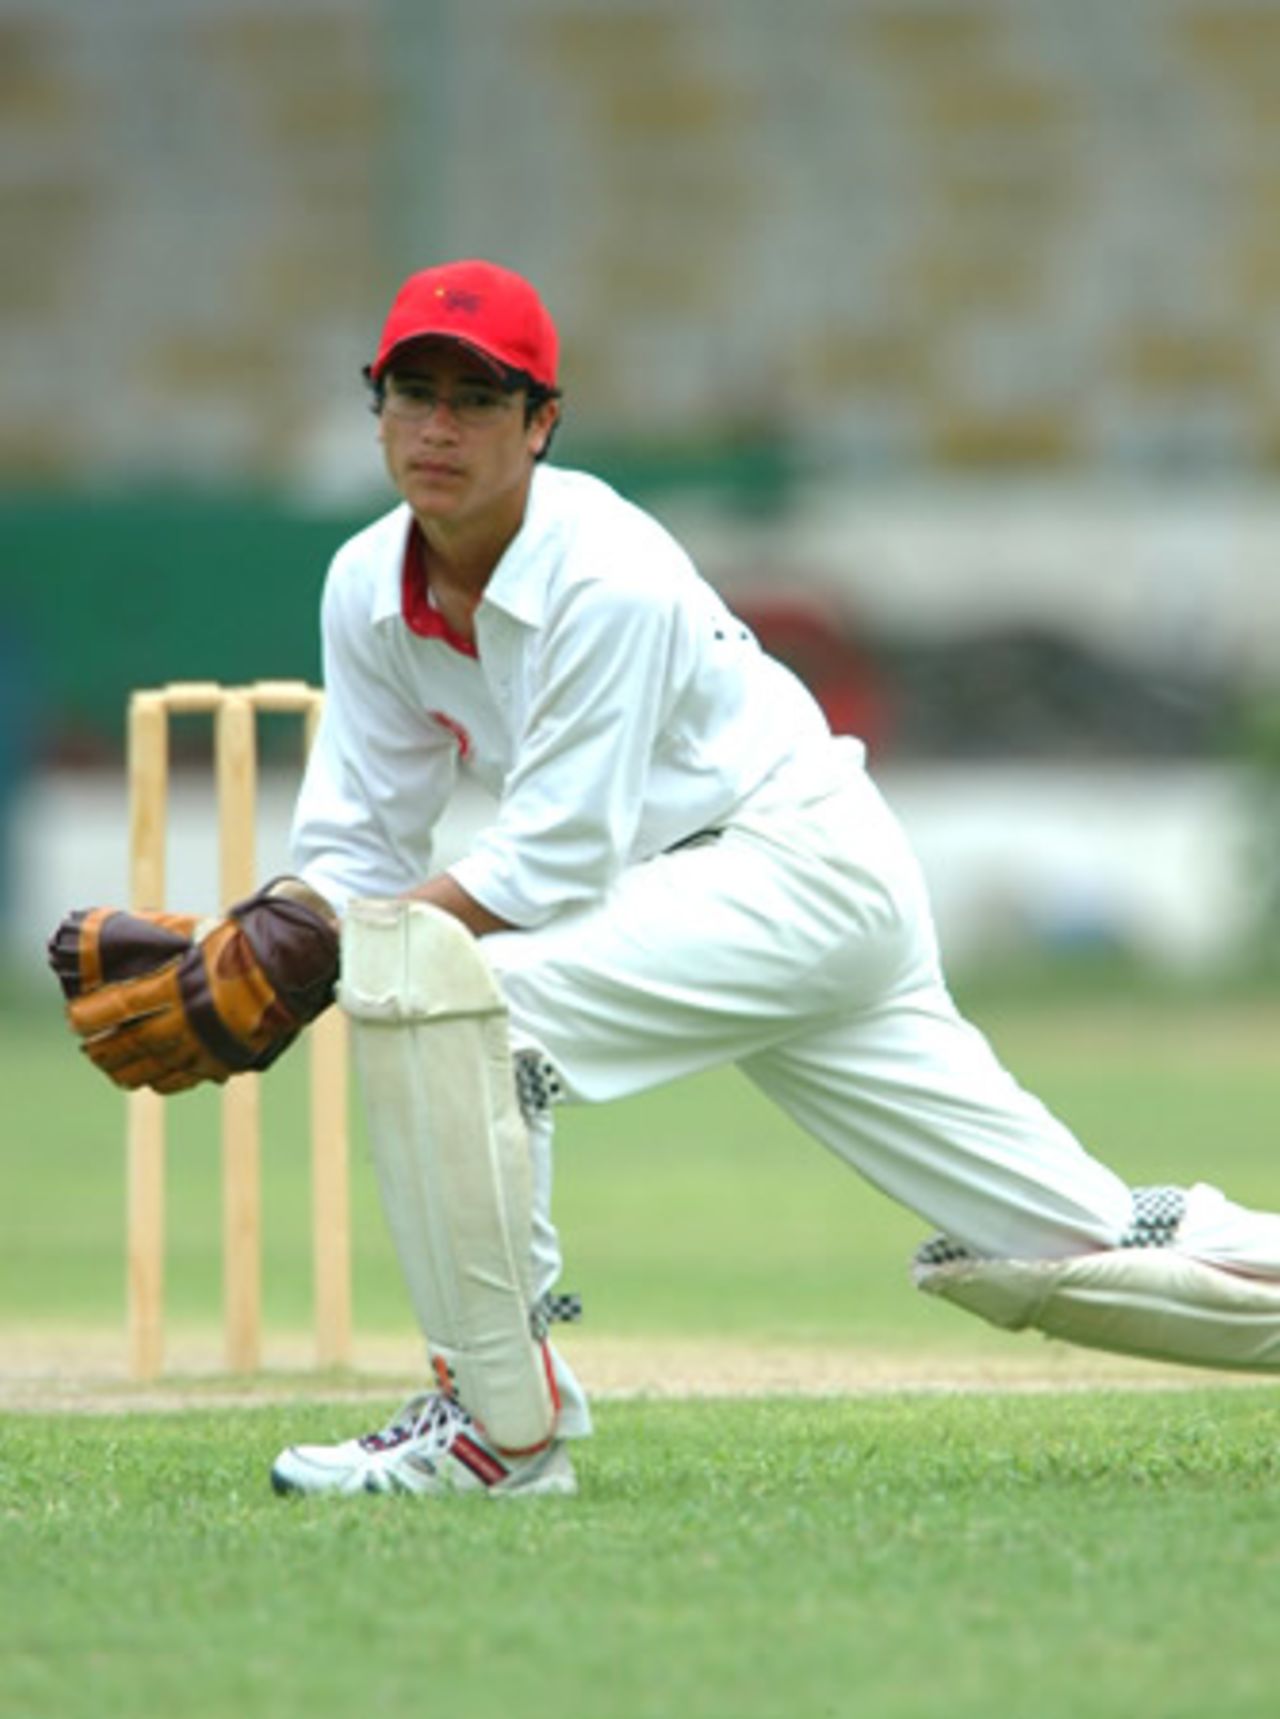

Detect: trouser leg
1175,1182,1280,1278
485,771,1280,1371
516,1083,592,1436
739,982,1134,1258
487,777,1134,1259
743,983,1280,1245
741,999,1280,1370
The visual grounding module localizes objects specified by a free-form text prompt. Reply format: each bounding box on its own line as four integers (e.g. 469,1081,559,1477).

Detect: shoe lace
359,1391,465,1454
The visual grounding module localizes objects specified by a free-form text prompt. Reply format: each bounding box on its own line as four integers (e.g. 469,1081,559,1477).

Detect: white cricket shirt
291,465,852,925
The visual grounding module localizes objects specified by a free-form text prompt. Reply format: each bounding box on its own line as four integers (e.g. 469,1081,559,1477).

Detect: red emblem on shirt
428,709,473,760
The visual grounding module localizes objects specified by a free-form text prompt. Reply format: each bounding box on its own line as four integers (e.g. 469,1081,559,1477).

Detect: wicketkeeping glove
50,878,340,1095
48,906,206,1000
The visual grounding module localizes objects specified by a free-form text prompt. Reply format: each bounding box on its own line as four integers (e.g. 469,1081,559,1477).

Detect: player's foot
269,1391,578,1499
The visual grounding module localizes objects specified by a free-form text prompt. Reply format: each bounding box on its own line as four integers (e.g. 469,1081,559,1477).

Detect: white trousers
485,755,1158,1303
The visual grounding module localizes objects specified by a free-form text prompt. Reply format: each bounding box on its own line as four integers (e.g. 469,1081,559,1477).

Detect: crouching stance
48,261,1280,1502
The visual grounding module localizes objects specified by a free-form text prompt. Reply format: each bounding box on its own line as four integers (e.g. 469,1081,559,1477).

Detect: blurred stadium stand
2,0,1279,968
6,0,1280,486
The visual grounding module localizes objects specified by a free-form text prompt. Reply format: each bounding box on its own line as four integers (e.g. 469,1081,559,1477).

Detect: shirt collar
481,465,557,629
370,508,413,624
370,469,559,632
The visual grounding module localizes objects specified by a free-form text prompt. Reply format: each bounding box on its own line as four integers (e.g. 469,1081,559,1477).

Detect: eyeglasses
381,375,519,427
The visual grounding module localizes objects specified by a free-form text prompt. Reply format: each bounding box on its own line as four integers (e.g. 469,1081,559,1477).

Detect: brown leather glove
48,907,205,1000
57,879,340,1095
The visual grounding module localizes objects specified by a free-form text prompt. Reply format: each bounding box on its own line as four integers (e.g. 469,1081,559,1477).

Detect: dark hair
512,372,563,460
362,361,562,460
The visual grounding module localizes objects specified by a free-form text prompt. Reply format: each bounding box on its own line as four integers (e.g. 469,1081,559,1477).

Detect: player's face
377,342,557,535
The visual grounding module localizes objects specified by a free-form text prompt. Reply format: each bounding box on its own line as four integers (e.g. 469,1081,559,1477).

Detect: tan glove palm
50,880,340,1095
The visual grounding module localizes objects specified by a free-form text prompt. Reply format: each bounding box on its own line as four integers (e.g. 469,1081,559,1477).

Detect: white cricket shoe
269,1391,577,1499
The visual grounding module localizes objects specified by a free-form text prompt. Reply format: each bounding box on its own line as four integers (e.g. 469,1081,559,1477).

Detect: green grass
5,975,1280,1717
3,1391,1280,1719
4,974,1279,1351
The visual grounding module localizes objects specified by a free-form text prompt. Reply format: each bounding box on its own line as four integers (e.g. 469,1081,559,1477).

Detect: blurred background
4,0,1280,983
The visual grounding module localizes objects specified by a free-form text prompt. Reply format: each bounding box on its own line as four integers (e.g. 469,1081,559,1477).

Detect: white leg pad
339,898,557,1452
916,1248,1280,1372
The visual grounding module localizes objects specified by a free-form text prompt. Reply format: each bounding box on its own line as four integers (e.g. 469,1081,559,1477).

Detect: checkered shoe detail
529,1290,583,1342
515,1050,565,1116
356,1390,455,1455
913,1234,976,1269
269,1389,578,1498
915,1186,1187,1274
1119,1185,1186,1249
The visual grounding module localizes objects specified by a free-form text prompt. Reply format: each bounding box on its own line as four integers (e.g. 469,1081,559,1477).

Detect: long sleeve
450,576,682,925
291,543,459,911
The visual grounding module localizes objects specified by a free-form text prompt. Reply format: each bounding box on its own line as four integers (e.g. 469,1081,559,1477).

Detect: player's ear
529,397,559,459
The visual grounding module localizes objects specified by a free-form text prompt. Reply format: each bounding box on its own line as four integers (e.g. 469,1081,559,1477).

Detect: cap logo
436,286,482,314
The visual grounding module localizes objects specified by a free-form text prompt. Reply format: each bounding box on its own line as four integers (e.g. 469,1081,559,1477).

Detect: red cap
369,260,559,388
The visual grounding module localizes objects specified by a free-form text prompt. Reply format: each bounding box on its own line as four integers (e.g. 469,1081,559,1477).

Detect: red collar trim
401,523,479,658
